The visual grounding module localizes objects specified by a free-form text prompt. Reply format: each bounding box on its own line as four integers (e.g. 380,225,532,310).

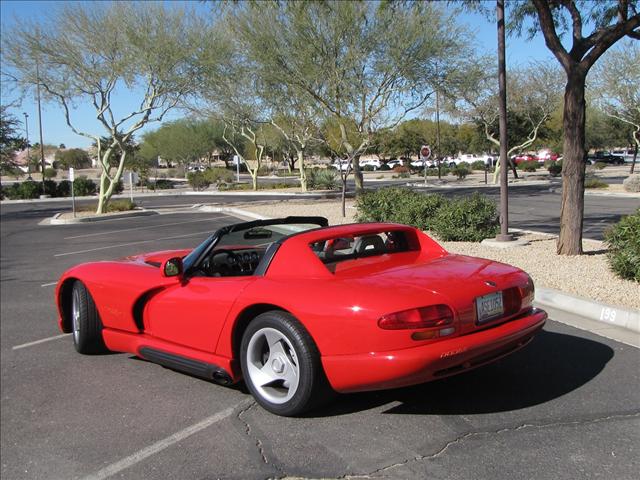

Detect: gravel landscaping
239,199,640,312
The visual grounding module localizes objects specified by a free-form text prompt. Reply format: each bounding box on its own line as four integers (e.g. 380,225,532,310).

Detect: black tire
71,281,108,354
240,311,333,416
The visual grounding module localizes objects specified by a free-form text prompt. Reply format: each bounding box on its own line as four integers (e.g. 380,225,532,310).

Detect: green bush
73,176,96,196
43,167,58,179
306,168,338,190
605,209,640,282
204,167,234,185
471,160,487,171
547,161,562,177
57,180,71,197
518,160,538,172
379,164,391,171
363,165,376,171
113,180,124,195
430,193,499,242
355,187,445,231
4,183,22,199
623,174,640,193
19,180,41,199
42,179,57,196
187,172,211,191
426,166,450,176
584,178,608,189
145,179,175,190
452,165,469,179
594,161,607,170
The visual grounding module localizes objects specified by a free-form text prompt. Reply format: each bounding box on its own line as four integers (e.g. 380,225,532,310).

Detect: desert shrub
605,209,640,282
204,167,234,185
363,165,376,171
257,165,272,176
355,187,445,231
187,172,211,191
379,163,391,171
393,166,409,174
518,160,538,172
471,160,487,171
431,193,499,242
42,179,57,196
113,180,124,195
594,161,607,170
584,178,608,189
18,180,42,199
306,168,338,190
547,161,562,177
43,167,58,179
623,174,640,193
426,166,451,176
3,183,22,199
73,176,96,196
452,165,469,179
106,199,137,212
146,179,174,190
57,180,71,197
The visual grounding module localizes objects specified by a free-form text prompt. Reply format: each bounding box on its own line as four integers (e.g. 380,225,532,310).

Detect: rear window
309,231,417,265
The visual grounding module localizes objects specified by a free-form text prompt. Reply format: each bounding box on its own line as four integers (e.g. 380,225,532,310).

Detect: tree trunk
353,156,363,191
250,170,258,191
630,128,638,175
340,177,347,217
557,69,587,255
297,150,307,192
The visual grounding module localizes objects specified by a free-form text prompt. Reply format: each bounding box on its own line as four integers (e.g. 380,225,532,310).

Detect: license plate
476,291,504,323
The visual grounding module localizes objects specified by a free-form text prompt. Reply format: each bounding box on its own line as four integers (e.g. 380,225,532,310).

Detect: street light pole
36,60,46,195
23,112,31,180
496,0,512,242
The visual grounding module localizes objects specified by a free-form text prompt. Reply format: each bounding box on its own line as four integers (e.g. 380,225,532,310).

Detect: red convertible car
56,217,547,416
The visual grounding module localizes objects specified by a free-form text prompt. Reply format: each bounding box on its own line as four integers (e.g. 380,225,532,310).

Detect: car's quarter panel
145,276,257,353
56,260,181,334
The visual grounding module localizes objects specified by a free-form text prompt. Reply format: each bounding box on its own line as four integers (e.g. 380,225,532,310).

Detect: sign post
234,155,240,183
420,145,431,185
69,167,76,218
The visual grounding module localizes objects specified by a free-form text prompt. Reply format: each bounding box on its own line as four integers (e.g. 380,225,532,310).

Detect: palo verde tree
513,0,639,254
446,61,563,181
225,1,469,194
592,40,640,173
2,2,216,213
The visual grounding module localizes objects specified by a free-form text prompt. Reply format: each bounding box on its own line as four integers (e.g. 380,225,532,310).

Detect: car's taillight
520,276,535,308
378,305,454,330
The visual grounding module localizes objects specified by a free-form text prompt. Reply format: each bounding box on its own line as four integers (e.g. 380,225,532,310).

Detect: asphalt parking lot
1,203,639,480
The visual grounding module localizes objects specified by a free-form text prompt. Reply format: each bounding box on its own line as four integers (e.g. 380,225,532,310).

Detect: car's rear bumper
322,308,547,393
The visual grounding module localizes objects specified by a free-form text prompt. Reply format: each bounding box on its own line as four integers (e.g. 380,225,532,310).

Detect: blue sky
0,0,557,148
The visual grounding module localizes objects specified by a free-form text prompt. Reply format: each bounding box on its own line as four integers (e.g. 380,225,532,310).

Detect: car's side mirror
161,257,183,278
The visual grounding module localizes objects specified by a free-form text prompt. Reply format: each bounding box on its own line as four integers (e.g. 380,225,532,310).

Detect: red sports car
56,217,547,416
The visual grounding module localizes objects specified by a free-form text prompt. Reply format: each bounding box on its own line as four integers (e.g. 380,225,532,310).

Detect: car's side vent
132,288,164,332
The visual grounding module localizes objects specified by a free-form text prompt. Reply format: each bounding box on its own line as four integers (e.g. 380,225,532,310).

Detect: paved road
4,180,637,240
1,206,638,480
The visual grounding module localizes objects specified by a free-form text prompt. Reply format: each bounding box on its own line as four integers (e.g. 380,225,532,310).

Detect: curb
40,209,158,225
534,287,639,347
197,205,269,221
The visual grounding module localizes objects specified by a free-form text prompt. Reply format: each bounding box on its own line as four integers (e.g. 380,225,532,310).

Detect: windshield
183,216,328,274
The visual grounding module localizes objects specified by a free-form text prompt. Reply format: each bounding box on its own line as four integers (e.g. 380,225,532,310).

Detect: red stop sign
420,146,431,158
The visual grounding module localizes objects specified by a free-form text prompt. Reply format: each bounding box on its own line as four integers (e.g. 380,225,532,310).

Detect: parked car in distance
331,159,351,171
360,158,382,170
536,149,559,163
587,151,623,165
187,165,206,172
512,153,537,164
386,159,405,169
612,149,636,163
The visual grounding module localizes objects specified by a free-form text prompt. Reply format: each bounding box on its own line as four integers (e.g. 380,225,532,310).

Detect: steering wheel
203,249,241,276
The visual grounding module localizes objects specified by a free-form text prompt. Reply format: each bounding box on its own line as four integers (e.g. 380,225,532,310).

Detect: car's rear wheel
71,281,107,354
240,311,332,416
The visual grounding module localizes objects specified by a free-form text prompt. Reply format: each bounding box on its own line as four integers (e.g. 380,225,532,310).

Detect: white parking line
81,400,250,480
64,216,231,240
12,333,71,350
54,231,213,257
41,282,58,287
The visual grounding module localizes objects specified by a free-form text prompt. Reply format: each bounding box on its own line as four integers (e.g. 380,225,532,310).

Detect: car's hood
124,249,192,267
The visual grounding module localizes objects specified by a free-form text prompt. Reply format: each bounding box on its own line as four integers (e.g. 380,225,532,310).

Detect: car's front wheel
240,311,332,416
71,281,107,354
